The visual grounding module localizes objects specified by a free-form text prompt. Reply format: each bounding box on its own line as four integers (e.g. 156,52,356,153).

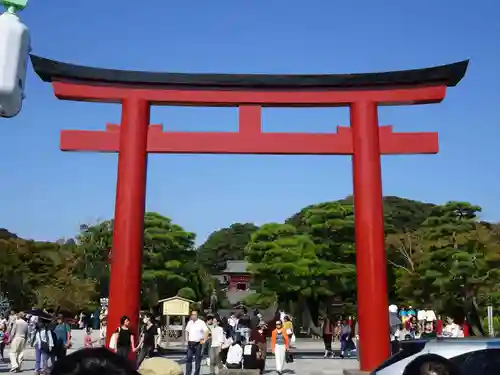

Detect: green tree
297,202,357,315
392,202,500,317
34,247,97,311
288,202,357,303
141,212,204,306
197,223,258,273
0,237,32,308
76,213,206,308
0,237,96,311
75,220,113,297
245,223,322,303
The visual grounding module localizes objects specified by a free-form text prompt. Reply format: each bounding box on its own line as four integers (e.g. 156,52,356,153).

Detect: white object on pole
487,305,494,337
0,9,30,118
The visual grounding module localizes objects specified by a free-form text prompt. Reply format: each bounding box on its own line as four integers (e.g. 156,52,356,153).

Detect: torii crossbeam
30,54,468,372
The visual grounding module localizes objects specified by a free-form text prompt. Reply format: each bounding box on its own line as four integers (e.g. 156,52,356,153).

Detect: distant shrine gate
31,55,468,371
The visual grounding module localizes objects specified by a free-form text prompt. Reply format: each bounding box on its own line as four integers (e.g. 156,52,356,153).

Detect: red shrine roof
30,55,468,91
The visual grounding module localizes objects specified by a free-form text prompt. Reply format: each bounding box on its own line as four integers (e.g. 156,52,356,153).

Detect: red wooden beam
60,124,438,155
52,81,447,107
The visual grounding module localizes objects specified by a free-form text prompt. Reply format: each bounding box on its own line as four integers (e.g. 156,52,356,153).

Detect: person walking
84,327,95,349
202,315,214,366
99,319,107,347
113,316,137,360
283,316,293,347
339,320,355,359
8,312,28,372
185,310,209,375
33,319,54,375
53,315,71,362
250,322,267,374
209,317,224,375
271,320,289,375
321,316,334,358
0,322,7,362
137,313,161,366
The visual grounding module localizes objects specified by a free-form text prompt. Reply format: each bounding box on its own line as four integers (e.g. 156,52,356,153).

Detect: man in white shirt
185,311,208,375
226,342,243,369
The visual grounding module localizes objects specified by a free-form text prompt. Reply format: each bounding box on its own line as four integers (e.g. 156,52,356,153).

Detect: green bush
482,316,500,336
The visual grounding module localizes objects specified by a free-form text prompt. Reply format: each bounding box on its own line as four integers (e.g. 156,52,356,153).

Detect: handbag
285,352,294,363
109,332,118,351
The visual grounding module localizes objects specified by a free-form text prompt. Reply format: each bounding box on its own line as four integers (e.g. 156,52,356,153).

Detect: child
84,327,94,348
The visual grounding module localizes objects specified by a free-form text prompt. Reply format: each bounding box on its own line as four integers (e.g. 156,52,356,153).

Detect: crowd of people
318,315,356,358
183,309,294,375
0,310,72,374
0,303,473,375
389,304,467,342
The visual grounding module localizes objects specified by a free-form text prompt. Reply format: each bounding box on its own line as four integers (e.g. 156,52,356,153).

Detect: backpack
40,330,50,353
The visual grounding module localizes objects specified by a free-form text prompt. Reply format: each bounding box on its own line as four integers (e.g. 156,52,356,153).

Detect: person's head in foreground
51,348,138,375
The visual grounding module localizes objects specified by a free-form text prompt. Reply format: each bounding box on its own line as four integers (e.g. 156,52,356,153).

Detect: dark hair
51,348,138,375
120,316,130,325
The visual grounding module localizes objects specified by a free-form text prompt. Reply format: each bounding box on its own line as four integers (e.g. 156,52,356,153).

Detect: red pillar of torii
31,55,468,371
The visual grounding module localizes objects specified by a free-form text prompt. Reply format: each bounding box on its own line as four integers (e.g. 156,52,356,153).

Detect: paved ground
0,330,359,375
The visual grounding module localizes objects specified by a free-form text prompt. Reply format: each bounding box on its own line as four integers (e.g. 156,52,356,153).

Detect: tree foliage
2,195,500,325
245,223,320,300
0,237,97,311
198,223,258,273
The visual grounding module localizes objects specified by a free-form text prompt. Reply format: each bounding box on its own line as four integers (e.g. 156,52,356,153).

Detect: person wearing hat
271,320,289,375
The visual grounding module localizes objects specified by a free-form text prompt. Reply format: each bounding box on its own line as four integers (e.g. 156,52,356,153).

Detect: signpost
487,305,494,337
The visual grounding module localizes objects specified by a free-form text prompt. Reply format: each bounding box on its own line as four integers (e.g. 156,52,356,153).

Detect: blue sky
1,0,499,244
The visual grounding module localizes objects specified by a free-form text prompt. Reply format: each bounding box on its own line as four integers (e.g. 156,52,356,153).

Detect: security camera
0,8,30,118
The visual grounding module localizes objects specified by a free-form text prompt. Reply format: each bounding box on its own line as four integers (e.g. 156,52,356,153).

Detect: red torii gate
31,55,468,371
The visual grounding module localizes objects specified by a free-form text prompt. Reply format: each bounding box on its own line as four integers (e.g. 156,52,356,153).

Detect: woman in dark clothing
115,316,137,360
321,316,334,358
250,323,267,374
